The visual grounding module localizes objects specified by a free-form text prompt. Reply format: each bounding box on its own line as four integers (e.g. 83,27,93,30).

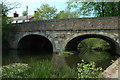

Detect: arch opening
65,34,119,56
18,35,53,53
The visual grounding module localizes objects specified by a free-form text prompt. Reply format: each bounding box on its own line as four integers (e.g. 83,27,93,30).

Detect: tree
0,0,20,16
66,1,82,17
55,11,70,19
1,0,19,49
55,10,79,19
32,4,57,20
22,10,27,16
0,3,8,16
66,0,120,17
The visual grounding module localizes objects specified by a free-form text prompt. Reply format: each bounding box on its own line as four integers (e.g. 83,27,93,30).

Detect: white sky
7,0,68,17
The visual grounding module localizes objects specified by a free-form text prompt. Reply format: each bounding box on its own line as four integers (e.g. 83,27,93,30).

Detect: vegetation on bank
77,38,111,52
2,20,16,49
77,60,103,78
29,60,76,78
1,63,29,78
2,18,16,49
1,2,17,49
1,59,103,78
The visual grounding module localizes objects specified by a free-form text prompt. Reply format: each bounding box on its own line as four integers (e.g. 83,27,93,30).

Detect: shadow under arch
65,34,120,56
17,34,53,53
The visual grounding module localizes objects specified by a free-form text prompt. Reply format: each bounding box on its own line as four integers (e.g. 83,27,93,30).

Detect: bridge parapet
16,17,119,32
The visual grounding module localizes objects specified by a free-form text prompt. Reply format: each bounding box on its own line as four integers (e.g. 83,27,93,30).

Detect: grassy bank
1,59,103,78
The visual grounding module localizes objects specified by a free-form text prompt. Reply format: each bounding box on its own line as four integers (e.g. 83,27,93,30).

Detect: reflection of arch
65,34,119,55
17,34,53,52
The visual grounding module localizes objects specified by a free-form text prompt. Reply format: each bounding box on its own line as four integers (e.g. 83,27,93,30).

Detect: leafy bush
1,63,29,78
77,60,103,78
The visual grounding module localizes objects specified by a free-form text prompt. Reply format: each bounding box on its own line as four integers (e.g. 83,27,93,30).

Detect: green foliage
55,11,70,19
77,60,103,78
1,59,103,78
29,60,53,78
1,60,76,78
32,4,57,20
29,60,77,78
66,1,83,17
91,2,120,17
2,16,15,38
0,1,20,16
77,38,111,52
55,10,79,19
0,3,8,16
1,63,29,78
66,1,120,17
22,10,27,16
2,16,16,49
1,1,18,49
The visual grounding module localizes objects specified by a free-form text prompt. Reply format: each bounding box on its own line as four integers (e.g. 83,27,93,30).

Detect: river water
2,50,119,69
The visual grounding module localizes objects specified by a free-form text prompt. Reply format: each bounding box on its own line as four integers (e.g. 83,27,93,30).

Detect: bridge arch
17,34,53,52
65,34,119,55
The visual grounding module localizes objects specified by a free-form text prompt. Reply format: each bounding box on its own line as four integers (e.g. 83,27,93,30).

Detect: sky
6,0,120,17
7,0,68,17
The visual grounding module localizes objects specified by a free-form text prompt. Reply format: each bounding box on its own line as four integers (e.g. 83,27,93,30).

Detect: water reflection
65,50,118,69
79,50,110,62
79,50,118,69
2,50,53,65
2,50,119,69
2,50,20,65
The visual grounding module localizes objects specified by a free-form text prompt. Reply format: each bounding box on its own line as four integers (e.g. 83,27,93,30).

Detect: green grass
2,58,103,78
29,59,77,78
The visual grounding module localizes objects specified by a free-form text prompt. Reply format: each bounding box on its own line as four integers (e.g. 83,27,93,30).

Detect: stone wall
16,17,119,32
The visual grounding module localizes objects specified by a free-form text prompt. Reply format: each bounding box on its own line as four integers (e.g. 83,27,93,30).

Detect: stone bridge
10,17,120,55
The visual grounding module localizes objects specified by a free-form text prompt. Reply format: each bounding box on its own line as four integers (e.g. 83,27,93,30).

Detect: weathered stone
9,17,120,54
101,58,120,79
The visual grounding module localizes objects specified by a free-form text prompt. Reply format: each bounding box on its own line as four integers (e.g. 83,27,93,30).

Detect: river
2,49,119,69
2,50,119,69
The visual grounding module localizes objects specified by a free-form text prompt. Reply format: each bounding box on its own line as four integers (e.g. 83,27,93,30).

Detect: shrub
77,60,103,78
1,63,29,78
